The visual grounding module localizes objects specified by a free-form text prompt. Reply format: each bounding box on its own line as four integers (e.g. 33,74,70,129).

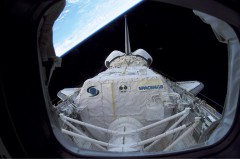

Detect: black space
49,1,228,113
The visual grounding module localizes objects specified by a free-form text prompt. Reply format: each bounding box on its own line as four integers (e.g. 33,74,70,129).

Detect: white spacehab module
54,16,221,152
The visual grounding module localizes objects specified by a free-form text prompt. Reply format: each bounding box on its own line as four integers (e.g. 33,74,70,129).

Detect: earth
53,0,141,56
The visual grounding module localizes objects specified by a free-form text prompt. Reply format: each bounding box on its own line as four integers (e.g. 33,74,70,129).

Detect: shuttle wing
57,88,80,100
176,81,204,95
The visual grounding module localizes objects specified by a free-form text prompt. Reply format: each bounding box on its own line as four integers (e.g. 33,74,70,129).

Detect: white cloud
67,0,79,4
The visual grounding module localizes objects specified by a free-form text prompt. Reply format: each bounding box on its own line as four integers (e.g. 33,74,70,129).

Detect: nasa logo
138,85,163,91
87,86,99,97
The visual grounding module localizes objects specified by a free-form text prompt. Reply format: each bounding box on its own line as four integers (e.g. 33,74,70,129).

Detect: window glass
49,0,240,156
